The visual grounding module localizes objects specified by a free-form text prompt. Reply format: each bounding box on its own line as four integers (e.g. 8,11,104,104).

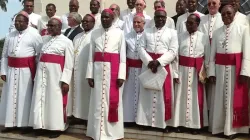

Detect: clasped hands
88,78,124,88
148,60,160,73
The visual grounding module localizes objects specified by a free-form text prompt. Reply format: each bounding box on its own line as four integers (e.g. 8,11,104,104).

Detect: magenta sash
126,58,142,79
215,53,249,128
147,52,172,121
94,52,120,123
39,53,68,122
179,55,204,127
8,56,36,80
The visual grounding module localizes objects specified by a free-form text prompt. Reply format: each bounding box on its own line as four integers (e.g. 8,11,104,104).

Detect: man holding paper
136,8,178,132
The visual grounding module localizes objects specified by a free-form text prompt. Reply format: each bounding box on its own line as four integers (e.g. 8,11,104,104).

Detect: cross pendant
74,50,79,54
222,40,227,48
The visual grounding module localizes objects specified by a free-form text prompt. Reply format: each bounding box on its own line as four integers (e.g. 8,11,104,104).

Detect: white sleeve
1,36,9,76
207,31,217,77
138,33,153,66
86,34,95,79
240,26,250,77
157,30,178,66
60,40,74,84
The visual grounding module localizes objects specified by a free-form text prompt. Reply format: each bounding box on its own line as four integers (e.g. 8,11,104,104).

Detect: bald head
69,0,79,12
208,0,221,15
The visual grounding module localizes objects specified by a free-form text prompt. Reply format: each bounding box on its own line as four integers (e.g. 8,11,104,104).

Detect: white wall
34,0,178,17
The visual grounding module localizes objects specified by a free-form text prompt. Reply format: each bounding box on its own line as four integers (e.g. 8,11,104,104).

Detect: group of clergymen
0,0,250,139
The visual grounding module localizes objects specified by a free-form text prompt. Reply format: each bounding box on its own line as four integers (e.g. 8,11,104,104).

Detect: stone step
0,81,249,140
67,125,249,140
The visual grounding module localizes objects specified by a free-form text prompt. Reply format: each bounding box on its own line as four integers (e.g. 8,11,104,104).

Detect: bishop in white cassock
120,0,136,21
86,9,126,140
176,0,204,34
0,11,42,133
148,0,175,29
136,9,178,131
61,0,80,33
90,0,102,29
123,0,152,35
172,14,209,133
208,5,250,138
28,18,74,138
67,14,95,122
198,0,223,132
9,0,41,32
123,13,145,123
37,4,59,36
110,4,125,30
229,0,249,27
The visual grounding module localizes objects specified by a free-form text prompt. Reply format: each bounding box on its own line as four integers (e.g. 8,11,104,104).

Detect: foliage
0,0,23,12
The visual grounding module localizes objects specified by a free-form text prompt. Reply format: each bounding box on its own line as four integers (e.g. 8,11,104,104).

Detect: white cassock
149,16,175,29
234,11,249,26
208,22,250,136
123,30,143,122
37,15,60,36
0,27,43,127
9,12,41,32
93,13,102,29
120,8,136,21
67,30,93,120
136,25,178,128
172,31,209,129
113,18,124,30
61,13,70,33
198,12,223,131
123,12,151,35
29,34,74,131
86,26,126,140
176,11,204,34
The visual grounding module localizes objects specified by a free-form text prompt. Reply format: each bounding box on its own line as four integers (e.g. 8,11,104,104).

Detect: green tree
0,0,23,12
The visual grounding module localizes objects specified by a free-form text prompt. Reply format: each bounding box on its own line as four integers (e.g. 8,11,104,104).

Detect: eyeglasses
46,24,57,27
135,3,144,6
82,20,94,23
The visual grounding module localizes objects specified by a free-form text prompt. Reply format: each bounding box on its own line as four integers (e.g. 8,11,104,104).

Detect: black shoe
20,127,32,134
34,129,45,136
164,127,169,133
49,131,61,138
191,130,199,135
1,127,14,133
228,134,237,140
175,127,183,133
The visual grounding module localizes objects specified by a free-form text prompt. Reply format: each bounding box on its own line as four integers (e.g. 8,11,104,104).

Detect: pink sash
94,52,120,123
8,56,36,80
126,58,142,79
147,52,172,121
179,55,204,127
39,53,67,122
215,53,249,128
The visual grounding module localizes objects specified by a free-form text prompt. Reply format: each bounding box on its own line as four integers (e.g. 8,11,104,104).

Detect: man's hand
116,79,124,87
1,75,6,82
88,79,94,88
174,78,180,84
148,61,154,69
239,75,248,84
209,76,216,84
61,82,69,95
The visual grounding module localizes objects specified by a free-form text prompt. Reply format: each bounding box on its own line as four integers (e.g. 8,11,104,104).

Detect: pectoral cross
222,40,227,48
74,50,79,54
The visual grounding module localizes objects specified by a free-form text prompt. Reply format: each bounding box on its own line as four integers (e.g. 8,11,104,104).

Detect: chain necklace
74,31,89,54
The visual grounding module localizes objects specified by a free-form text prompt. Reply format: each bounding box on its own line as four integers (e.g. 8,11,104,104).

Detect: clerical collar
188,10,198,14
210,12,219,17
71,25,79,30
189,30,197,35
18,27,28,34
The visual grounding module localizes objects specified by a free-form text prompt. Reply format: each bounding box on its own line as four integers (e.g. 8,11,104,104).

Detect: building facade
34,0,178,17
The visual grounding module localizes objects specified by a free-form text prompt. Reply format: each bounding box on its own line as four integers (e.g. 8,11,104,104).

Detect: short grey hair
69,12,82,24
